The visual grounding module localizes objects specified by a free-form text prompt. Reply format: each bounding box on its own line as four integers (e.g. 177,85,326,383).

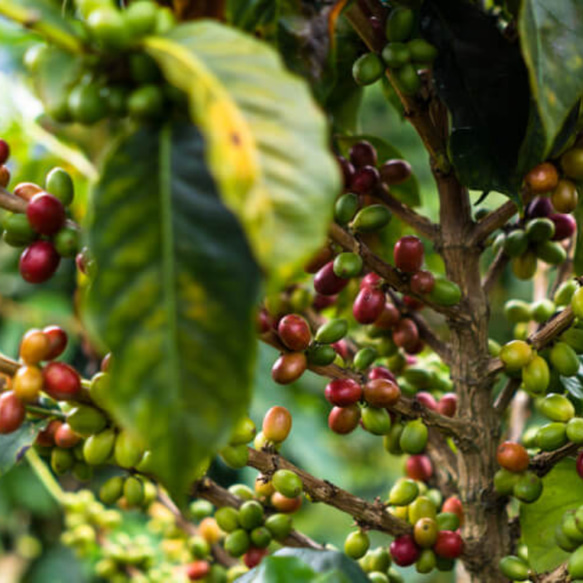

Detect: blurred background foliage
0,6,532,582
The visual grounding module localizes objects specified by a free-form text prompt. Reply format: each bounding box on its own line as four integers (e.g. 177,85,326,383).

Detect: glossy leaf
0,418,48,477
336,135,420,206
145,21,340,284
560,363,583,400
420,0,530,198
520,459,583,572
84,124,260,498
519,0,583,154
238,556,317,583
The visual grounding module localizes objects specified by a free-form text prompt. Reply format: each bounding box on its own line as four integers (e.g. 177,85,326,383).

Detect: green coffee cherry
539,393,575,422
504,300,532,323
125,0,159,37
499,555,529,580
394,63,421,95
382,43,410,68
264,513,292,541
272,469,303,498
68,83,108,125
229,417,256,446
556,524,580,552
229,484,254,502
362,406,392,435
99,476,124,505
215,507,240,533
89,372,110,409
315,319,348,344
190,500,214,522
525,218,555,243
560,327,583,354
224,529,250,557
238,500,264,530
572,286,583,319
408,39,438,63
54,226,80,258
512,252,537,280
87,7,131,50
45,167,74,206
128,85,165,120
408,496,437,523
84,429,116,466
353,53,385,86
562,512,583,544
488,338,502,357
436,512,460,531
189,535,211,559
344,530,370,560
354,347,377,371
535,241,567,265
383,423,404,455
554,279,578,306
493,468,519,496
503,230,528,257
114,429,145,468
530,299,555,323
522,355,549,395
2,213,37,247
536,422,567,451
386,7,415,42
513,472,542,503
550,341,579,377
335,193,359,225
352,205,392,233
306,344,337,366
389,478,419,506
566,418,583,443
403,367,433,389
569,543,583,578
399,420,428,454
219,444,249,469
416,548,436,574
367,548,391,572
250,526,272,549
333,252,363,279
427,277,461,306
67,406,108,437
124,476,144,507
51,447,75,475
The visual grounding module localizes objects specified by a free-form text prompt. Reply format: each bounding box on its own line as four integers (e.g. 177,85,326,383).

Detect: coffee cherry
513,472,542,503
45,167,74,206
0,392,25,434
239,500,265,530
314,261,349,296
428,277,461,306
20,329,51,364
526,218,555,243
436,393,457,417
349,141,377,168
334,194,359,226
84,428,116,465
124,475,145,507
392,318,419,352
493,468,519,496
333,252,363,278
525,162,559,194
87,7,130,50
389,478,419,506
504,299,531,323
337,156,355,190
522,355,550,395
220,444,249,468
368,366,396,382
380,159,412,185
54,423,81,449
328,404,361,434
531,299,555,323
186,560,210,581
13,365,44,402
499,340,533,371
549,213,576,240
51,447,74,474
390,535,420,567
54,226,80,258
68,83,108,125
271,491,302,513
374,303,401,329
351,165,381,195
569,546,583,580
551,179,578,213
535,240,567,265
434,531,463,560
561,148,583,180
0,165,9,187
325,379,362,407
363,378,400,408
577,451,583,479
277,315,311,352
345,530,370,560
540,393,575,422
35,418,61,447
415,392,437,411
67,405,107,437
273,470,303,499
353,347,377,371
414,518,438,548
400,420,428,454
0,139,9,165
42,326,68,360
352,53,385,86
306,344,336,366
19,241,60,283
536,422,567,451
410,270,435,295
497,441,529,472
271,352,307,385
264,513,293,541
43,362,81,401
262,406,292,442
382,41,411,68
353,288,385,324
315,319,348,344
128,85,165,120
2,213,37,247
394,236,423,273
352,205,392,233
362,406,391,435
567,418,583,444
386,7,414,42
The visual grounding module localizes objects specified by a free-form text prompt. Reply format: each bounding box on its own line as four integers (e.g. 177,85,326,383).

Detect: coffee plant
1,0,583,582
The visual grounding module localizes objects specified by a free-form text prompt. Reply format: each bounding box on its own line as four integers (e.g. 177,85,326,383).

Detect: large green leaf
519,0,583,155
520,459,583,572
336,135,420,207
144,21,340,285
84,124,260,498
0,418,48,477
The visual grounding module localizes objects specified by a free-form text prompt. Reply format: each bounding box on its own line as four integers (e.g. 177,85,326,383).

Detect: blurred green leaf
520,459,583,572
145,21,340,286
519,0,583,155
0,418,48,477
238,555,317,582
276,549,368,581
85,124,260,499
24,545,89,583
560,363,583,400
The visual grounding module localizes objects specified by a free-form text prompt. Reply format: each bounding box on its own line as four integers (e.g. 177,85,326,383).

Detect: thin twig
493,378,521,414
530,442,581,477
471,200,517,246
482,250,509,295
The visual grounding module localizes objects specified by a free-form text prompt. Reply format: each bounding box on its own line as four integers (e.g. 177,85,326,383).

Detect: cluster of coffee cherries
25,0,181,125
0,139,80,283
381,480,463,574
553,503,583,580
493,441,543,503
352,6,438,95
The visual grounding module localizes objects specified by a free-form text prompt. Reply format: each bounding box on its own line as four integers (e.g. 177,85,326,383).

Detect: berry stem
25,447,65,505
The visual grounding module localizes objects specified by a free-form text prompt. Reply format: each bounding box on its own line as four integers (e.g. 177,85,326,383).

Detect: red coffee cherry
328,404,361,434
524,162,559,194
42,325,68,360
410,270,435,295
360,272,382,289
26,192,66,236
392,318,419,352
363,378,401,407
257,310,272,334
497,441,529,473
42,362,82,401
35,419,62,447
262,406,292,442
434,530,464,559
416,391,437,411
368,366,396,382
271,352,307,385
244,548,269,569
442,496,464,526
380,159,412,185
337,156,355,190
0,165,10,188
374,303,400,329
185,560,211,580
390,534,420,567
437,393,457,417
0,139,10,165
332,339,349,360
349,140,378,168
19,241,60,283
271,492,302,513
277,314,311,351
350,165,380,194
394,236,424,273
403,296,424,311
405,454,433,482
324,378,363,407
54,423,82,448
549,213,576,240
314,261,349,296
0,391,26,434
353,288,385,324
312,293,336,311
